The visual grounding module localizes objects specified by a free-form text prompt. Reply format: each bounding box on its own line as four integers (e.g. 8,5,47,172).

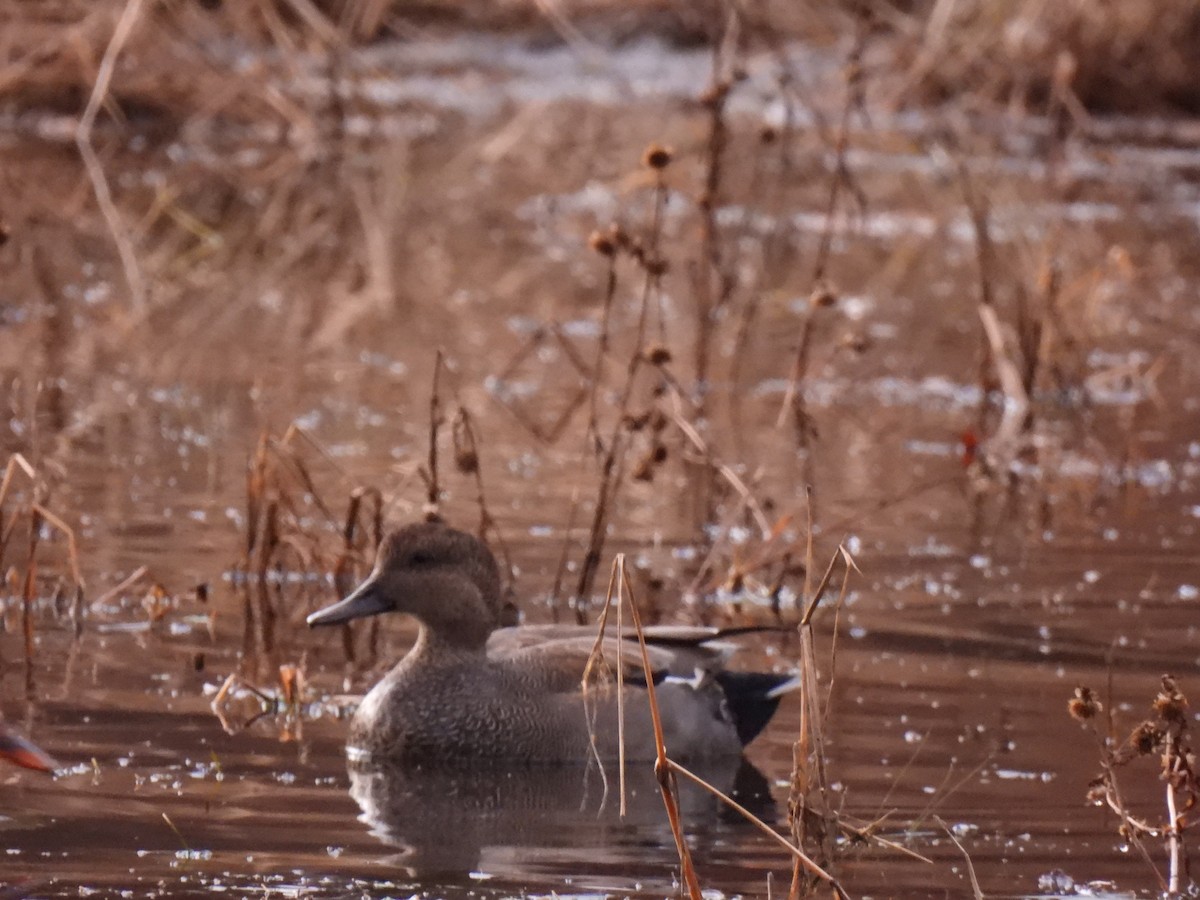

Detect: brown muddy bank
4,0,1200,128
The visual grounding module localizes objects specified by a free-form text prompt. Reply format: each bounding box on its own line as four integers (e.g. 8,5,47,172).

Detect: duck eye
409,551,434,566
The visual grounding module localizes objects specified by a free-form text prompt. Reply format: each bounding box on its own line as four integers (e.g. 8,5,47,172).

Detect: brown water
2,26,1200,900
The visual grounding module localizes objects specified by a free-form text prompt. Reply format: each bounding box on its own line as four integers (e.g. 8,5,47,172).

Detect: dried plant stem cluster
589,554,851,900
233,423,390,731
1070,677,1199,893
0,455,85,677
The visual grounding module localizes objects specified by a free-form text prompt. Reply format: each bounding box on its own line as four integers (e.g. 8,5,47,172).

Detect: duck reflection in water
347,754,776,875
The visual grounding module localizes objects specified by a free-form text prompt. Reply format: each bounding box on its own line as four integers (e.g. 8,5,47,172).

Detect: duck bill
0,727,59,773
307,578,391,627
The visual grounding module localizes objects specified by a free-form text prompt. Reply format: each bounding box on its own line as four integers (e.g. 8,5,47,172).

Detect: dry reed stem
585,250,619,453
423,350,446,518
617,557,703,900
0,454,38,561
549,490,581,621
615,560,850,898
691,0,739,394
837,813,933,864
571,155,668,620
788,493,859,898
955,155,1002,428
934,815,983,900
90,565,149,610
664,384,772,537
22,508,40,681
29,504,85,595
580,561,621,809
453,407,516,587
776,24,869,447
76,0,147,309
0,457,87,641
531,0,603,61
281,0,343,46
668,758,849,898
978,304,1031,454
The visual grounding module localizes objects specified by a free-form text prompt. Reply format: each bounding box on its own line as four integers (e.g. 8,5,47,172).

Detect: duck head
307,521,503,648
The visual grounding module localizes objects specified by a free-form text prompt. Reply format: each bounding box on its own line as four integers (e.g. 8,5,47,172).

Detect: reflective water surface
1,22,1199,900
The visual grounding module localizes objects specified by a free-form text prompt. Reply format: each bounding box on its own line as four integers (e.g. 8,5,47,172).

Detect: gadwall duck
308,521,798,764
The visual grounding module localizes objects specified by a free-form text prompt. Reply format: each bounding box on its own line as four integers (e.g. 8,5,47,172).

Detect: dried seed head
810,285,837,308
1068,685,1101,721
644,256,669,277
700,82,730,108
588,230,616,257
759,125,778,145
1152,675,1188,724
642,143,673,170
839,331,871,354
454,447,479,474
651,443,668,464
624,410,652,432
643,344,672,366
1131,721,1161,755
632,455,655,482
0,221,9,246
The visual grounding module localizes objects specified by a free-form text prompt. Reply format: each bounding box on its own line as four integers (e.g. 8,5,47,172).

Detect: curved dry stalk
76,0,148,309
31,503,86,593
934,815,983,900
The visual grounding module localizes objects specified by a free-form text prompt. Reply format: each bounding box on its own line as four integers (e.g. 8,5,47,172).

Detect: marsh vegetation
1,0,1199,896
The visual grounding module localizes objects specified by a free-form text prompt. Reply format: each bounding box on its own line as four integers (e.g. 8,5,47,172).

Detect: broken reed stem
425,349,446,517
